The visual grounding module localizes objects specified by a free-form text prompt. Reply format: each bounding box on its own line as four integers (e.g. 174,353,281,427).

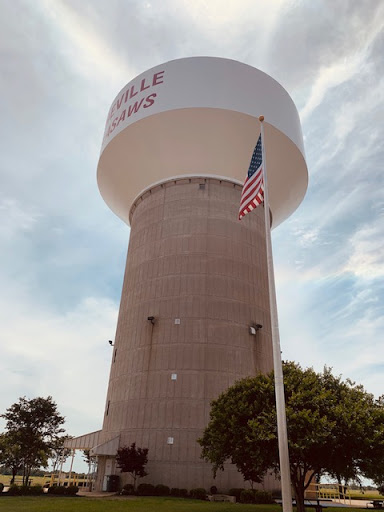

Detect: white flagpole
259,116,293,512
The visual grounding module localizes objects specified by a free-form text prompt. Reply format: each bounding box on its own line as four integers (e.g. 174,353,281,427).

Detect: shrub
48,485,78,496
240,489,255,503
65,485,79,496
48,485,65,495
121,483,135,495
271,488,282,500
210,485,218,495
0,483,4,493
228,488,244,501
28,485,43,495
239,489,274,504
170,487,188,497
4,485,43,496
137,483,155,496
253,490,274,504
189,488,207,500
7,485,21,496
155,484,170,496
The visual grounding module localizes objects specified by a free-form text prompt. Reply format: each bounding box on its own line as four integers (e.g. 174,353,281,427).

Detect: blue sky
1,0,383,472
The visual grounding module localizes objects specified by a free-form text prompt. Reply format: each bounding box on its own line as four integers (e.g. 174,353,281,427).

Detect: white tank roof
97,57,308,228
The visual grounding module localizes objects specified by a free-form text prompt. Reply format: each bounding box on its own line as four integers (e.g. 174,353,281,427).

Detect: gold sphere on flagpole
259,115,264,122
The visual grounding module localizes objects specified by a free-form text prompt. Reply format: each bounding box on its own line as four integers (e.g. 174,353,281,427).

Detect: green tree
1,396,66,485
358,394,384,491
49,435,72,473
0,432,23,483
82,449,97,477
115,443,148,491
83,449,91,465
198,362,384,512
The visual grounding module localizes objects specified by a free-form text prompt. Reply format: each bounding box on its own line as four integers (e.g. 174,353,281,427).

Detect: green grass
349,492,384,501
0,497,278,512
0,497,373,512
0,473,90,490
0,474,48,486
318,490,384,501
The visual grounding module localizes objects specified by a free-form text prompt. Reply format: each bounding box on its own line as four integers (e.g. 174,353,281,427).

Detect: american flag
238,134,264,220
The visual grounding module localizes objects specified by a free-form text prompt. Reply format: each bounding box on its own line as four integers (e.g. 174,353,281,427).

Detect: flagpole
259,116,293,512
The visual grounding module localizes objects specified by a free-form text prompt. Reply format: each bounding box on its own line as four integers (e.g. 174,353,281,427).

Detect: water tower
93,57,307,491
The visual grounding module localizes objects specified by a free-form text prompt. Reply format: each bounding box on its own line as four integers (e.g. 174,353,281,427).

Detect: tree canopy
0,433,23,483
0,396,66,485
115,442,148,490
198,362,384,512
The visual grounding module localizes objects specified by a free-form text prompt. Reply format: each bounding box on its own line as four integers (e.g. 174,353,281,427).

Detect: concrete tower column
100,177,273,489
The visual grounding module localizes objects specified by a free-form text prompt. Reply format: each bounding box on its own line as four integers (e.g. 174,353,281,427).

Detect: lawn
0,497,371,512
349,492,384,501
0,474,48,486
0,497,278,512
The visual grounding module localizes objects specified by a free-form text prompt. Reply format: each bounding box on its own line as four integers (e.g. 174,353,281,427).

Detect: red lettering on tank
153,71,165,86
140,78,150,92
127,98,144,117
116,94,124,111
143,93,157,108
117,109,126,125
129,85,138,99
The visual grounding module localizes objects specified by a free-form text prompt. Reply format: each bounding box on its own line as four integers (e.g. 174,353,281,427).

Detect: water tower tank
94,57,307,491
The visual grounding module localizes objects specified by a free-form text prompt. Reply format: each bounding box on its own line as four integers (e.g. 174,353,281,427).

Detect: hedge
170,487,188,497
189,488,207,500
48,485,79,496
228,488,245,501
6,485,43,496
240,489,274,504
137,483,156,496
155,484,170,496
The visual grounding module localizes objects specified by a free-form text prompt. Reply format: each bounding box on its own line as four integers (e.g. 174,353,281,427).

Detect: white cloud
275,259,384,399
37,0,134,84
172,0,287,33
343,222,384,279
0,199,42,240
332,76,384,144
0,291,118,434
300,6,384,122
301,57,362,122
325,301,384,389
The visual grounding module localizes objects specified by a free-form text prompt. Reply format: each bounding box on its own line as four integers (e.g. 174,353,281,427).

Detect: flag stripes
239,134,264,220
